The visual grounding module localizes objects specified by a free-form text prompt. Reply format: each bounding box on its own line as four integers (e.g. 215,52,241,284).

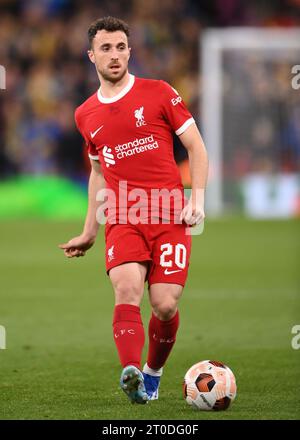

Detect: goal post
201,28,300,217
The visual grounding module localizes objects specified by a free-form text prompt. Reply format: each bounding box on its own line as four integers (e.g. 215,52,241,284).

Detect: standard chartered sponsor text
115,134,158,159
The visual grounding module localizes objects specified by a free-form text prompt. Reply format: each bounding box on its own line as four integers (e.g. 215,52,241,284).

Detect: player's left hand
180,198,205,226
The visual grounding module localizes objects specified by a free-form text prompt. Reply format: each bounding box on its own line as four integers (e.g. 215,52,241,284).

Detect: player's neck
99,72,131,99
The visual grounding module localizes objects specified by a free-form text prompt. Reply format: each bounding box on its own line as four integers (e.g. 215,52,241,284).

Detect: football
183,360,237,411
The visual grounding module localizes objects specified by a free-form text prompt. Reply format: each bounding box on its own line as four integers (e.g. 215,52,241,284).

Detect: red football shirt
75,74,195,222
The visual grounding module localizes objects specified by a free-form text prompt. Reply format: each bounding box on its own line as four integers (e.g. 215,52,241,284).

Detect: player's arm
179,123,209,225
59,159,105,258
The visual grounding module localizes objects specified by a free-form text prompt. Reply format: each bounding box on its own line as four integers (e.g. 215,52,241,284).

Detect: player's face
88,30,131,83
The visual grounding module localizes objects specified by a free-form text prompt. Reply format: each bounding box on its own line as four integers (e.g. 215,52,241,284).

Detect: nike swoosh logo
164,269,183,275
90,125,104,138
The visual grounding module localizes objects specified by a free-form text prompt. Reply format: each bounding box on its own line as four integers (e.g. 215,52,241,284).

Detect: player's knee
113,280,143,305
152,301,177,321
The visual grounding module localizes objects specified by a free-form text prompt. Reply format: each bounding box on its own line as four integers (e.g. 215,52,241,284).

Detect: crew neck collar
97,74,135,104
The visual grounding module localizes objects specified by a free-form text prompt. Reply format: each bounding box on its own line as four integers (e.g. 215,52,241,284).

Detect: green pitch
0,218,299,420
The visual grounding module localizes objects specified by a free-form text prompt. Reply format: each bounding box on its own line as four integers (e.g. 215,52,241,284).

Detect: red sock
113,304,145,370
147,310,179,370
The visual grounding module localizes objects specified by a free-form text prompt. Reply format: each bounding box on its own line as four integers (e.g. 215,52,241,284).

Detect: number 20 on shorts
160,243,187,269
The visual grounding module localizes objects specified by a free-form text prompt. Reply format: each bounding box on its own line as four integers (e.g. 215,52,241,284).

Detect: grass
0,218,299,420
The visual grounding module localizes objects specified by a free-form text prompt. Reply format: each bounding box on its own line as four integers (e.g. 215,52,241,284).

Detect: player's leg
109,262,149,404
142,222,191,399
148,282,183,371
105,223,152,404
106,223,151,371
109,262,147,370
142,283,182,399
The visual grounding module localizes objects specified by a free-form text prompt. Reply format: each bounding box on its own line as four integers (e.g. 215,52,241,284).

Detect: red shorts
105,222,192,286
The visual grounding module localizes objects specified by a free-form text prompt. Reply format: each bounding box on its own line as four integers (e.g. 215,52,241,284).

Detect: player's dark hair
88,16,130,47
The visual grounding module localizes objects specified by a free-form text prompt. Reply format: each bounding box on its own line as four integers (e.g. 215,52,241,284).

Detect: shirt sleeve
74,109,99,160
159,81,195,135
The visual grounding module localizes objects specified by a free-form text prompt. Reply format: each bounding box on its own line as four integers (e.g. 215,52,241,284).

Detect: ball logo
199,393,212,408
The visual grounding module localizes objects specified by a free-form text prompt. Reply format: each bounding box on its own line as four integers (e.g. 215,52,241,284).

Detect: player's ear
87,49,95,64
128,47,131,61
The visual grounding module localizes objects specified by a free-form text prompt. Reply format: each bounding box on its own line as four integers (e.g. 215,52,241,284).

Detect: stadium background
0,0,299,420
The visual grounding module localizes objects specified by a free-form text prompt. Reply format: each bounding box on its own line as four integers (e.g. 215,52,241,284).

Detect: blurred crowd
0,0,300,182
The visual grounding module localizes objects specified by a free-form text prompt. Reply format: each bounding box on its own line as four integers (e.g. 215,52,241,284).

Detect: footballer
59,16,208,404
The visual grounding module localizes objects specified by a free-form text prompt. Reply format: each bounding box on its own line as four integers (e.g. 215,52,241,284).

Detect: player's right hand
58,234,95,258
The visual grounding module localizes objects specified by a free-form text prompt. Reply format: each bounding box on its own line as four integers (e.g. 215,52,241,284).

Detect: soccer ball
183,360,237,411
